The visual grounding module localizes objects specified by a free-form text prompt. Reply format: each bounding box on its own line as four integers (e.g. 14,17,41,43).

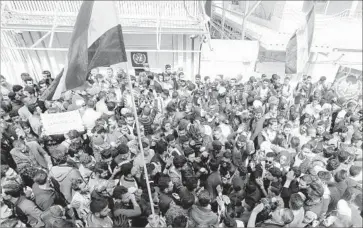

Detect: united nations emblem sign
131,52,148,67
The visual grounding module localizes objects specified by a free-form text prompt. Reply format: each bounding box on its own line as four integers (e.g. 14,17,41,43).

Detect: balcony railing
2,1,206,32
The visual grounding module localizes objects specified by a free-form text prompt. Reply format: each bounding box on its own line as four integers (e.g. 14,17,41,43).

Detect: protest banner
41,110,84,135
333,66,362,101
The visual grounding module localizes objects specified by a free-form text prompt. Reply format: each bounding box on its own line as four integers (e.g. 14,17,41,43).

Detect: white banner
41,110,84,135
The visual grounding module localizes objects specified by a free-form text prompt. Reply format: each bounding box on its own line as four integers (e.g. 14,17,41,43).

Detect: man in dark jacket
32,169,67,211
2,182,45,227
205,158,222,200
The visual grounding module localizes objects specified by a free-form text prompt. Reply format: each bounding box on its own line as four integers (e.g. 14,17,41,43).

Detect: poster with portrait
333,66,362,101
131,52,148,67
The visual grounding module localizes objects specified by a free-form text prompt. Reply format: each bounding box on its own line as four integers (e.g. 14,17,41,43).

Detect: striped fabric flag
285,4,315,75
306,5,315,53
296,5,315,74
205,0,212,18
285,33,298,74
46,1,127,100
199,0,212,20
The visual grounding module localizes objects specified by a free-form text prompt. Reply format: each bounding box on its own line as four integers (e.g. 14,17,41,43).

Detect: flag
285,33,297,74
48,1,127,100
306,5,315,53
205,0,212,18
200,0,212,20
296,5,315,74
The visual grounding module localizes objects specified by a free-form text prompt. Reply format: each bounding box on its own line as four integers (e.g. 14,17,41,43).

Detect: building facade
211,0,362,82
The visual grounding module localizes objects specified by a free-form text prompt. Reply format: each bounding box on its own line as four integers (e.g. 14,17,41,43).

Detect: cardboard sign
41,110,84,135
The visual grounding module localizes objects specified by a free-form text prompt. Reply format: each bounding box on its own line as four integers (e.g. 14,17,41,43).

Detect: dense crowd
0,64,362,228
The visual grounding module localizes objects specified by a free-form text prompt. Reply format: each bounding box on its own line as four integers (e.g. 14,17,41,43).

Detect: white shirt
18,106,32,121
28,115,42,136
114,88,122,103
82,108,102,131
95,99,108,114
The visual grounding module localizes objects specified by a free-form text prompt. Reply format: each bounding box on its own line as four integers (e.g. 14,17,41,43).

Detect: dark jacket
32,183,57,211
206,171,222,200
15,195,45,227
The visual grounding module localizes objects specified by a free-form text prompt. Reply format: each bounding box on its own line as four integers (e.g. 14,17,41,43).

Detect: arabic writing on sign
41,110,84,135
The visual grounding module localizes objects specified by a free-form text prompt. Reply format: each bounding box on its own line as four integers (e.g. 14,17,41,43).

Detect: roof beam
242,1,261,40
1,24,207,35
30,31,51,48
2,46,202,53
48,2,61,48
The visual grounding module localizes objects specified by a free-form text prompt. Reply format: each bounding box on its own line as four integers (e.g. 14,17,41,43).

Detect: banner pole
114,1,154,215
125,63,155,215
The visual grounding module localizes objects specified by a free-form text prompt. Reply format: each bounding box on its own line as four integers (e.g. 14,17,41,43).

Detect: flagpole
112,1,155,215
125,63,155,215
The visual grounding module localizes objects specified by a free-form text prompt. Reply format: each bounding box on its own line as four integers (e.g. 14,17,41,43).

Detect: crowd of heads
0,64,362,228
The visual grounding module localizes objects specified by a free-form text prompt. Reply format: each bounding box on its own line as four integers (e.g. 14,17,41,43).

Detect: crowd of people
0,64,362,228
